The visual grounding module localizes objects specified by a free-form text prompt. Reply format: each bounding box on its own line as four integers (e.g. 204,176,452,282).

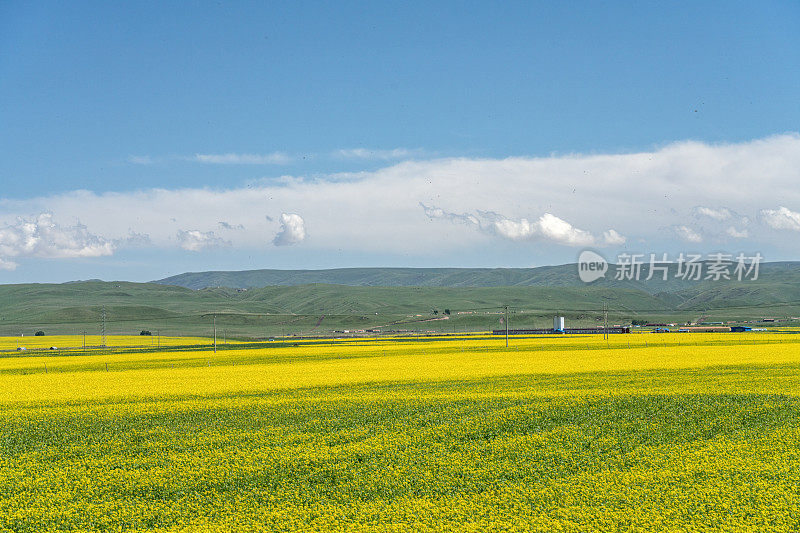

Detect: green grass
3,266,800,337
154,262,800,294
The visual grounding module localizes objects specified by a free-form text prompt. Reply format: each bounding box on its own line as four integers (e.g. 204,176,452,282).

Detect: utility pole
213,315,217,354
157,330,160,349
101,306,106,347
505,305,509,348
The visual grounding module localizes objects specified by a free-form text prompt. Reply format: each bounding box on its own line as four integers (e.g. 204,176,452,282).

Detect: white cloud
176,230,230,251
128,155,156,165
726,226,749,238
128,153,292,165
695,206,732,220
674,225,703,243
420,204,481,227
0,214,114,265
0,258,18,271
334,148,426,160
602,229,627,245
218,221,245,230
193,152,292,165
530,213,595,246
3,134,800,270
487,215,536,241
120,231,152,247
422,206,617,247
273,213,306,246
761,206,800,231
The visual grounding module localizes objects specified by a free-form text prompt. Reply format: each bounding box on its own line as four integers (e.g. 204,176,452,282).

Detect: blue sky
1,1,799,282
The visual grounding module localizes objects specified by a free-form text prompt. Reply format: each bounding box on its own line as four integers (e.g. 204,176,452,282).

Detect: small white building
554,316,565,332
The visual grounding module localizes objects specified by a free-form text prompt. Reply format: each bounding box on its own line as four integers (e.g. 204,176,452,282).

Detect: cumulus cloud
420,204,481,227
695,206,732,220
193,152,292,165
0,258,18,271
3,134,800,271
533,213,598,246
674,225,703,243
273,213,306,246
176,230,230,251
422,204,619,247
334,148,425,160
602,229,627,246
119,231,152,247
484,213,536,241
0,214,115,268
726,226,749,238
761,206,800,231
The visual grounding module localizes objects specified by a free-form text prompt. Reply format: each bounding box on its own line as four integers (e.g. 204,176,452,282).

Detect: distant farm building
493,316,629,335
493,327,630,335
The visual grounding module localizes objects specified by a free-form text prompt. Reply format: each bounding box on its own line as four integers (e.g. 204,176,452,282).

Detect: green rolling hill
155,262,800,294
1,262,799,338
155,266,587,290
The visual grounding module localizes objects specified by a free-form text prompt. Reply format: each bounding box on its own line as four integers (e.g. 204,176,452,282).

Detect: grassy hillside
155,262,800,294
155,266,588,290
1,278,799,338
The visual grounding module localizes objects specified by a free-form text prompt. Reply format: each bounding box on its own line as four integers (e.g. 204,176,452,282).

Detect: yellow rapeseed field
0,334,232,351
0,332,797,531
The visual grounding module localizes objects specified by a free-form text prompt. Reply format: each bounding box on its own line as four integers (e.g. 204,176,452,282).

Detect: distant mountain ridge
155,266,582,290
2,262,799,337
155,262,800,295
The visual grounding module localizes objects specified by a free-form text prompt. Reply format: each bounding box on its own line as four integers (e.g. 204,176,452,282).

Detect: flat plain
0,332,797,531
